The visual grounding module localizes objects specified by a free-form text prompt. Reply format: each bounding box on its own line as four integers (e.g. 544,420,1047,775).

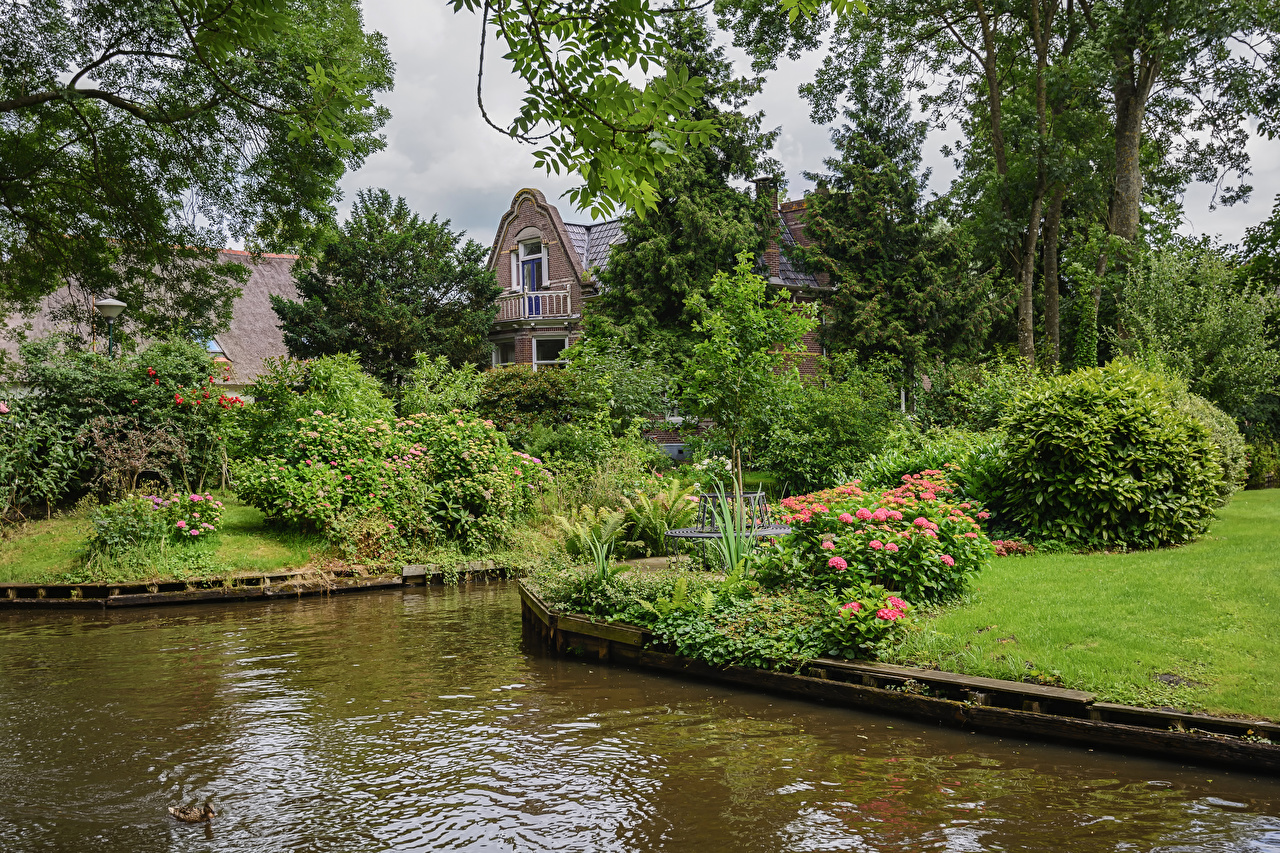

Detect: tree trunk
1016,190,1045,365
1111,77,1146,243
1042,185,1065,368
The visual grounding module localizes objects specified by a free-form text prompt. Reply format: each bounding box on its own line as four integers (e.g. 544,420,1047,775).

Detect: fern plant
553,505,629,558
620,478,697,556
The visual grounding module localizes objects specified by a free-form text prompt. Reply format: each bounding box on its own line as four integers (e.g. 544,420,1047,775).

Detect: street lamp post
93,298,127,359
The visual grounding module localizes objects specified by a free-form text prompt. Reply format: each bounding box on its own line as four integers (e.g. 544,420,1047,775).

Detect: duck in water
168,804,215,822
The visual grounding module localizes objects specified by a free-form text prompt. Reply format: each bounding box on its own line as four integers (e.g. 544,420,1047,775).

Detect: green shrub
998,362,1220,549
86,495,171,556
523,416,620,470
399,354,486,415
1169,390,1246,503
476,365,577,446
4,336,234,507
1247,441,1280,488
230,354,393,458
914,357,1040,431
232,411,540,553
0,402,83,520
854,427,1007,510
563,340,671,427
535,425,672,514
755,356,902,494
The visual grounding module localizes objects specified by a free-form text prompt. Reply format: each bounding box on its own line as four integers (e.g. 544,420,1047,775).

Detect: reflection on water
2,583,1279,852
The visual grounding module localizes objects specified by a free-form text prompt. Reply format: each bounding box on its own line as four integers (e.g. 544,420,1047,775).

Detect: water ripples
2,583,1279,851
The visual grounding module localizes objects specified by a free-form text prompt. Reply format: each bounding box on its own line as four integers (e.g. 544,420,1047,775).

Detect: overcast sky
338,0,1280,251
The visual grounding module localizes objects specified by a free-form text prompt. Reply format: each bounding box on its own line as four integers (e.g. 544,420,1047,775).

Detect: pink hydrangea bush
758,471,995,602
143,492,225,541
821,584,915,659
233,411,544,552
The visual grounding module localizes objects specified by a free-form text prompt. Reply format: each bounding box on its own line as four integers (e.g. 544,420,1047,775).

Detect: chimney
752,176,782,281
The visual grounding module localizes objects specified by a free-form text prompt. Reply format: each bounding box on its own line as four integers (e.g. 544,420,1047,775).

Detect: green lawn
888,489,1280,720
0,496,329,584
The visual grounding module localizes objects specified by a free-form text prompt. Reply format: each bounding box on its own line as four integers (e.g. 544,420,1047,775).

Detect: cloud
341,0,1279,248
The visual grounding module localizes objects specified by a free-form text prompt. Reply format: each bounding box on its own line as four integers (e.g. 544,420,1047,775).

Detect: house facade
485,187,624,369
486,184,831,371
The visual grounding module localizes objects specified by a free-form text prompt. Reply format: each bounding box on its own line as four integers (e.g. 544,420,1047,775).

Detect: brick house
486,183,831,371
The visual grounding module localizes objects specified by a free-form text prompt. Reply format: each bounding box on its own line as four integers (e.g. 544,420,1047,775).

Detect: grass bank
889,489,1280,720
0,496,329,585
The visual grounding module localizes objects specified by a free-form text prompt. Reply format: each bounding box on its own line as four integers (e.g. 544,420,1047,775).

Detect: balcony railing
495,290,572,322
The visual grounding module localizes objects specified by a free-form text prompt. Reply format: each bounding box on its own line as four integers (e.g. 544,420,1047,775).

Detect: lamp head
94,297,126,319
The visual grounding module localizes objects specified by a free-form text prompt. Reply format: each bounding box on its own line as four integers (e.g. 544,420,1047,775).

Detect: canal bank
518,580,1280,776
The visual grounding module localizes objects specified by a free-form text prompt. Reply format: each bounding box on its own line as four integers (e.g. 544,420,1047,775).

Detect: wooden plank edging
519,580,1280,774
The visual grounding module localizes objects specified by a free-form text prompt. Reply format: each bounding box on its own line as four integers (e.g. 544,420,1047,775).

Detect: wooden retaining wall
519,580,1280,775
0,562,512,609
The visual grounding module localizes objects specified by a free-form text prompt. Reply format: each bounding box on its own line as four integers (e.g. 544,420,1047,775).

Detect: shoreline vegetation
3,487,1277,722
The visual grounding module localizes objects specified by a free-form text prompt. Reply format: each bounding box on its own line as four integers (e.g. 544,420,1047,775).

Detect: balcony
495,290,572,322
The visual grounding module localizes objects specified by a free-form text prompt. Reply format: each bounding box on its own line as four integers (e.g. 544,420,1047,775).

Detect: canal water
2,583,1279,852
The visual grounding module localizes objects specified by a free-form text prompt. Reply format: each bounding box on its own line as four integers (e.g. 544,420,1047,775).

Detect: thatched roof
1,249,299,388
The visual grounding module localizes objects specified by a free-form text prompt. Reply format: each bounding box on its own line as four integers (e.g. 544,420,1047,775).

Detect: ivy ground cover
888,488,1280,720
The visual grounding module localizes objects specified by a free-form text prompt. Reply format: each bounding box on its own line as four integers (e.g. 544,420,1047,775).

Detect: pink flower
977,511,990,520
813,503,829,513
176,520,187,529
940,554,955,567
871,508,889,522
913,517,928,528
876,608,905,621
838,512,855,524
868,540,884,551
885,542,899,552
887,510,903,521
920,491,936,501
855,508,873,521
840,601,863,612
820,541,836,551
964,531,978,539
924,530,938,539
827,556,848,571
887,596,908,609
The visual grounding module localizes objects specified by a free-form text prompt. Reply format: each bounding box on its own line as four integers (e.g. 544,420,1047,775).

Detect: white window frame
532,336,568,371
510,229,549,293
492,339,518,367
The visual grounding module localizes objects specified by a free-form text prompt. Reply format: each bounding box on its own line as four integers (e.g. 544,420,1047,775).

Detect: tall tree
792,69,999,404
1,0,392,319
271,190,499,390
585,10,779,368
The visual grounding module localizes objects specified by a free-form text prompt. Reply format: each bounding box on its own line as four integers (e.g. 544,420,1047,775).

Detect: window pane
521,240,542,257
497,342,516,364
535,338,566,363
522,259,541,291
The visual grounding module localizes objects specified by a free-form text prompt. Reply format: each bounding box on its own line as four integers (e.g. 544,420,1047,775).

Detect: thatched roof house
1,250,299,393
